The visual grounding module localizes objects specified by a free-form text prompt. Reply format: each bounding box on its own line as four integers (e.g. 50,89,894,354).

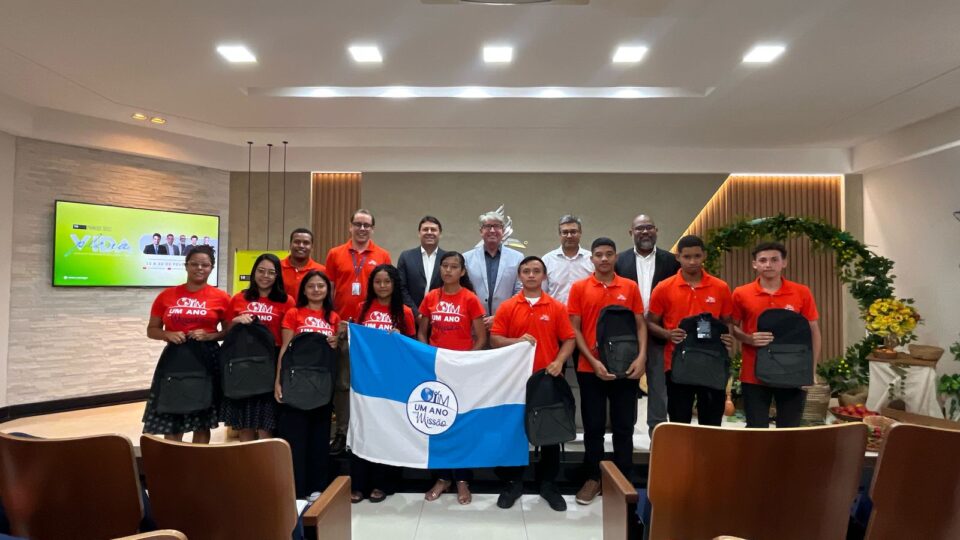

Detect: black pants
742,383,805,428
350,454,401,496
577,371,638,481
496,444,561,486
665,371,725,426
277,403,332,498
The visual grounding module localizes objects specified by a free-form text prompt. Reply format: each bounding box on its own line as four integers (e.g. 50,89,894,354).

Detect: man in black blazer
615,214,681,435
397,216,446,318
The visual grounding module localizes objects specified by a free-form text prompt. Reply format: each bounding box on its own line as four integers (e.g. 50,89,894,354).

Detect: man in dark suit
143,233,166,255
396,216,446,318
614,214,680,435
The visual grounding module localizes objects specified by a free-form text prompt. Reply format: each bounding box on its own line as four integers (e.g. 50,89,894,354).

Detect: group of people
142,233,214,256
143,208,821,512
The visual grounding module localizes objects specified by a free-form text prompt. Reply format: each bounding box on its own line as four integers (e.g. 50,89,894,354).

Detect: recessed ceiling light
349,45,383,63
538,89,566,98
150,116,166,124
483,45,513,64
612,46,648,64
310,88,338,98
381,87,417,98
614,88,643,99
216,45,257,63
131,113,147,121
457,87,492,99
743,44,786,64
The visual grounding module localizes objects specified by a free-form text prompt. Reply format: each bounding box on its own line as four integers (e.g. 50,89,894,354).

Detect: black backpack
671,313,730,391
279,332,338,411
525,369,576,446
756,308,814,388
596,305,639,378
219,321,277,400
155,340,214,415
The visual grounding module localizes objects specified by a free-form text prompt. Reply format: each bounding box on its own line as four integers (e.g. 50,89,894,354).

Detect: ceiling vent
421,0,589,5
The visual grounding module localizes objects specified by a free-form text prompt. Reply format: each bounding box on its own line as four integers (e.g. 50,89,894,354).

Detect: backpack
596,305,639,378
670,313,730,391
155,340,214,415
756,308,814,388
279,332,338,411
219,321,277,399
525,369,577,446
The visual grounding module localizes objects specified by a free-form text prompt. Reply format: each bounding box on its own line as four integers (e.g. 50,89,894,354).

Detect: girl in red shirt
222,253,295,442
144,245,230,443
276,270,340,498
417,251,487,505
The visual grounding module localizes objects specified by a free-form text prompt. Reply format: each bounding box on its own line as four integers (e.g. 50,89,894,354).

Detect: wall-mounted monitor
53,200,220,287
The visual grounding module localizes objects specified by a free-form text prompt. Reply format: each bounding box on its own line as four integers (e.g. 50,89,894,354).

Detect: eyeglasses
632,225,656,232
254,268,277,277
559,229,581,236
352,222,374,229
481,223,504,231
186,262,212,269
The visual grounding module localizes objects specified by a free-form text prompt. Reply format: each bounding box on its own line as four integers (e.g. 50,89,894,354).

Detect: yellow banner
232,249,288,294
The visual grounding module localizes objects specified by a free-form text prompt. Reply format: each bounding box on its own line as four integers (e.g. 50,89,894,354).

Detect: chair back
647,423,865,540
140,435,297,540
0,432,142,539
866,423,960,540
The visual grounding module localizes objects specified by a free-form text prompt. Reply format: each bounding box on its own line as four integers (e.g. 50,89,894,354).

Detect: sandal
456,480,472,505
425,479,451,501
350,490,364,504
369,489,387,503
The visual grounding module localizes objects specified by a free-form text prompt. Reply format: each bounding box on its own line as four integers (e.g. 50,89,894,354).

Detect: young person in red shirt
276,270,340,498
222,253,295,442
491,255,576,512
324,209,392,454
344,264,414,504
646,235,734,427
731,241,821,428
144,245,230,443
280,228,326,299
418,251,486,505
567,237,647,506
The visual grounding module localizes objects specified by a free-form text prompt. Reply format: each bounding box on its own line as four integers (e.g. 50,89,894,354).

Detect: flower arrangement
864,297,920,352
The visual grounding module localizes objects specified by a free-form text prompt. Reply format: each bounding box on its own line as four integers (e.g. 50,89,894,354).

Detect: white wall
863,147,960,374
0,131,15,407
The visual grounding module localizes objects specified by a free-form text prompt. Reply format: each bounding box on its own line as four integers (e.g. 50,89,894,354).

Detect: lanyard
350,250,369,281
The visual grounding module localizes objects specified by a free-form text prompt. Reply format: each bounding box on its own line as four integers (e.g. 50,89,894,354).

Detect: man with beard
281,228,326,299
396,216,446,318
615,214,680,435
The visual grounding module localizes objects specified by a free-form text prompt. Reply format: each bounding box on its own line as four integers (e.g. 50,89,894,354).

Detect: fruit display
830,403,879,422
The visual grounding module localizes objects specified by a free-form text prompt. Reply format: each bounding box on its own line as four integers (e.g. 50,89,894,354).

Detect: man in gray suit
397,216,447,318
163,234,180,256
463,211,523,329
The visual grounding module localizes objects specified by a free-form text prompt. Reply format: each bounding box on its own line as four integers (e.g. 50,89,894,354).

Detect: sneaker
540,482,567,512
496,481,523,509
330,433,346,455
575,479,601,505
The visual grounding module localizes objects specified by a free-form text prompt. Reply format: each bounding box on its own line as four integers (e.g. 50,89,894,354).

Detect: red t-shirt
648,269,733,371
357,302,417,337
419,287,486,351
227,293,296,345
324,241,392,324
566,274,644,372
491,292,576,372
281,307,341,336
732,278,819,385
150,284,231,333
280,256,326,300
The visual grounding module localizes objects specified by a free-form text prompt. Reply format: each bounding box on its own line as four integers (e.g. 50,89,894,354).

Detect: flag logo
408,381,459,435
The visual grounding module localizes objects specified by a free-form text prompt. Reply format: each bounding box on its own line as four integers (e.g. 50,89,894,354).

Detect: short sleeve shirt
150,284,231,333
227,293,296,345
566,274,644,372
324,241,392,325
491,292,576,372
419,288,486,351
732,278,819,385
357,302,417,338
281,307,341,336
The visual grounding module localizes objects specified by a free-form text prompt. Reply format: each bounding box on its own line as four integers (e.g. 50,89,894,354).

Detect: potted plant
938,336,960,421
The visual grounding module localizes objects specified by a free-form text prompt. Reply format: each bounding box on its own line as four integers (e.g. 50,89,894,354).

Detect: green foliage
937,335,960,418
728,353,743,396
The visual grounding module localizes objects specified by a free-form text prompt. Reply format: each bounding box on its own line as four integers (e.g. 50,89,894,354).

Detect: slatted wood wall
311,172,362,258
679,175,844,360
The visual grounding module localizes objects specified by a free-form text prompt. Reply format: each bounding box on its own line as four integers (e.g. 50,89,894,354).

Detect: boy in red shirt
567,237,647,505
646,235,734,427
731,241,821,428
280,228,326,299
491,255,576,512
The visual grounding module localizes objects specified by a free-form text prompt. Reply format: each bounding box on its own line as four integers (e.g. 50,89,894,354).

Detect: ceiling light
612,46,648,64
614,88,643,99
216,45,257,63
743,44,786,64
381,87,417,98
483,46,514,64
457,87,492,99
310,88,338,98
149,117,166,125
538,89,566,98
349,45,383,63
131,113,147,121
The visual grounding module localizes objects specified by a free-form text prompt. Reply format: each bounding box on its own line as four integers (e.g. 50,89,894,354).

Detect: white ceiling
1,0,960,168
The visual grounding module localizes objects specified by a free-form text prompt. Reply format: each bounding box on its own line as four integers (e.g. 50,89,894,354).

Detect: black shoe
540,482,567,511
330,433,346,455
496,481,523,509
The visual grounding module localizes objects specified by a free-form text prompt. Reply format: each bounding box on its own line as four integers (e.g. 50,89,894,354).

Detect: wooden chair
866,423,960,539
0,432,143,540
600,460,639,540
646,423,866,540
115,531,188,540
302,475,352,540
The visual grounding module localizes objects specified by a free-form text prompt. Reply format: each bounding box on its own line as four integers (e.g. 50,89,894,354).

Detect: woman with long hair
417,251,487,505
222,253,295,441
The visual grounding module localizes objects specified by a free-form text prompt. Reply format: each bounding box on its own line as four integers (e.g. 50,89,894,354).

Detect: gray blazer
463,245,523,316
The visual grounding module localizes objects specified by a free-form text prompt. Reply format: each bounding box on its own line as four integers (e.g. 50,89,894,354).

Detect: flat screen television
53,200,220,287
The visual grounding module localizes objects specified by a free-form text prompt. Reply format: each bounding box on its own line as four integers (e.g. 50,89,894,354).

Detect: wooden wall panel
311,172,362,258
680,175,844,360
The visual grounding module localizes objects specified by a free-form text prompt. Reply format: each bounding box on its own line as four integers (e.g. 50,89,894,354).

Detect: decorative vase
873,334,900,359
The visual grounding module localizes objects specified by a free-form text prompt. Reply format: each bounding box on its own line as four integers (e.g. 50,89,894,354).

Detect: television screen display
53,201,220,287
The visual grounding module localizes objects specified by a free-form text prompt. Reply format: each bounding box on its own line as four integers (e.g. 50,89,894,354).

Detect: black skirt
142,341,221,435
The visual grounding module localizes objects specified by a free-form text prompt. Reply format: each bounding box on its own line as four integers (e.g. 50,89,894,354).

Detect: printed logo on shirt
705,296,717,304
244,302,276,323
616,294,627,301
364,310,395,330
300,316,334,335
168,297,208,316
539,314,551,322
785,304,796,312
407,381,458,436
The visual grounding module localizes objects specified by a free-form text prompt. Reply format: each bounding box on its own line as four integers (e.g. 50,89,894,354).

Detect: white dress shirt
542,246,594,304
635,247,657,313
421,246,438,299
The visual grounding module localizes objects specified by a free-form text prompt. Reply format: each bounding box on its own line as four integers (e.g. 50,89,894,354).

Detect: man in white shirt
542,215,594,305
396,216,447,318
